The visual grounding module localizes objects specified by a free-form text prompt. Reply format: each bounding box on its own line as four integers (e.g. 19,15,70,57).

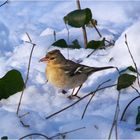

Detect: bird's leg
67,88,76,99
71,88,75,96
68,85,83,99
73,84,82,97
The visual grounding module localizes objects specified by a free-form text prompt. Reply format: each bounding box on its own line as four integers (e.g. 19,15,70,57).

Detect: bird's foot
61,90,67,94
67,95,81,99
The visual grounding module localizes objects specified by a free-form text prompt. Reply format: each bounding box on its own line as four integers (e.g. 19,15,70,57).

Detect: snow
0,0,140,139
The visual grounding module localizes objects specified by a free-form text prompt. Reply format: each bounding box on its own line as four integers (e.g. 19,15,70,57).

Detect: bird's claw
67,95,81,99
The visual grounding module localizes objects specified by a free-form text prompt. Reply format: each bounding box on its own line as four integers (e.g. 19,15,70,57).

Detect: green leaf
1,136,8,140
135,128,140,131
136,106,140,125
117,73,136,90
64,8,92,28
87,38,105,49
127,66,137,73
52,39,68,48
69,39,81,49
0,70,24,100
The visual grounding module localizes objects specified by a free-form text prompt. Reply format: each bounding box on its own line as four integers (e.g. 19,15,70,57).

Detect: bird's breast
46,66,88,89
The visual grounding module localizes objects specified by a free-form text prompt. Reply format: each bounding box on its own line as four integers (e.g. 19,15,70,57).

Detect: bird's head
39,49,65,65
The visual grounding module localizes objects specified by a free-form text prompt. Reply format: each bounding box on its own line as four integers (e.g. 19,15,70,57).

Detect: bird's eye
50,57,55,60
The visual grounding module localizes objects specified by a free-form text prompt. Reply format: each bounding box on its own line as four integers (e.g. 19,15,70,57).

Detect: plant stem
91,20,102,38
0,0,8,8
19,133,49,140
76,0,88,48
120,95,140,121
50,127,85,139
108,91,121,140
16,33,36,116
46,84,117,120
81,79,111,119
125,34,140,88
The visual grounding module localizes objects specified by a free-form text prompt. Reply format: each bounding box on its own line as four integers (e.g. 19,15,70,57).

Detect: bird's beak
39,56,49,62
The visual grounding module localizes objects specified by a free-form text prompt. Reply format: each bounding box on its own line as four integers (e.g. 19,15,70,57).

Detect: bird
39,49,114,98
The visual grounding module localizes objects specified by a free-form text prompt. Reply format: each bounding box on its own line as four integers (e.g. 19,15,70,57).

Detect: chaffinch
40,49,114,98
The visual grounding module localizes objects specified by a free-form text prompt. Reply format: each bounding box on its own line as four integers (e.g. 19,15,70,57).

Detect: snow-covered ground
0,0,140,139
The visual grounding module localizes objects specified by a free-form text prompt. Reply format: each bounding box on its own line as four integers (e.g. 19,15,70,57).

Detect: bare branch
76,0,88,48
50,127,86,139
19,133,49,140
90,20,102,38
46,84,117,120
19,112,30,119
131,86,140,96
108,91,121,139
86,49,96,58
120,95,140,121
125,34,140,87
0,0,8,8
20,119,30,128
16,33,36,116
81,79,111,119
26,32,32,42
53,30,56,41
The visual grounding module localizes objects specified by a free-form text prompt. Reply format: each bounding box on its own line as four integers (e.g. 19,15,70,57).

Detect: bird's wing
60,60,92,76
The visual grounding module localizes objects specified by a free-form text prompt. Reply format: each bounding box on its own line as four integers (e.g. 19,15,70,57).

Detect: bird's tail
87,66,114,75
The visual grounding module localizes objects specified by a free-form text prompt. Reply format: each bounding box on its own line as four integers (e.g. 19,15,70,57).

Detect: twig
90,20,115,46
65,23,70,59
20,119,30,128
50,127,86,139
65,23,70,44
131,86,140,96
76,0,88,48
19,112,30,119
53,30,56,41
93,24,115,46
125,34,140,88
0,0,8,8
86,49,96,58
108,91,121,140
81,79,111,119
108,67,121,140
16,33,36,116
46,84,117,120
105,39,115,46
20,127,85,140
90,20,102,38
19,133,49,140
120,95,140,121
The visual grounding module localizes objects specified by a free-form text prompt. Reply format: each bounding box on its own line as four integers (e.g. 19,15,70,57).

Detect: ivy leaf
0,70,24,100
87,38,105,49
117,73,136,90
127,66,137,73
64,8,92,28
136,106,140,125
135,128,140,131
52,39,68,48
1,136,8,140
69,39,81,49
